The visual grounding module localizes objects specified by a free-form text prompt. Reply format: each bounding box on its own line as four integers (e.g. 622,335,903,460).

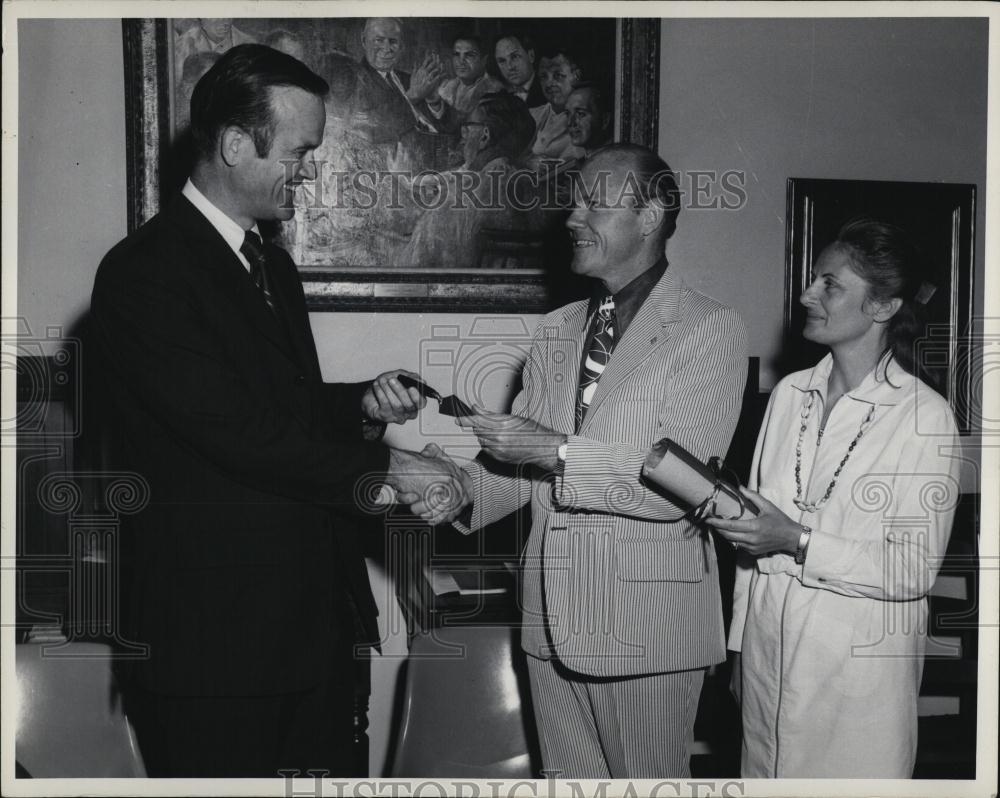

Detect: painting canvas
124,17,660,311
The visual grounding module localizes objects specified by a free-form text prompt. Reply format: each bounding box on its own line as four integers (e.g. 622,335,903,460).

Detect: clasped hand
458,408,566,470
704,487,803,557
362,369,426,425
385,444,472,525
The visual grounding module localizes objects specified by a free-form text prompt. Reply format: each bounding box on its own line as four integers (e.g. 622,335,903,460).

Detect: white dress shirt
182,178,259,274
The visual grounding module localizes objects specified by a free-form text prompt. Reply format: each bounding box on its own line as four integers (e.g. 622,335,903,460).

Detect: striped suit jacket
460,267,748,677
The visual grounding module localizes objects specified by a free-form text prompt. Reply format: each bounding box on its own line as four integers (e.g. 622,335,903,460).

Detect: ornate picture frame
122,17,661,312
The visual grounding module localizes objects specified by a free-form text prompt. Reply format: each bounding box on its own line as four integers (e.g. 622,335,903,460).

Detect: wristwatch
794,524,812,565
555,441,568,472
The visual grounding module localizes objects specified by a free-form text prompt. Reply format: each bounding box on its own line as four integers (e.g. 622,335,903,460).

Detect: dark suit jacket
507,75,546,110
356,59,459,141
90,194,388,697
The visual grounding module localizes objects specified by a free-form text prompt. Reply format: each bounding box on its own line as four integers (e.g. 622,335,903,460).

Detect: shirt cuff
360,417,387,441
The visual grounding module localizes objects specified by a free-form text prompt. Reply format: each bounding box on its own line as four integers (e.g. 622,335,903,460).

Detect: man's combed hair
452,33,487,52
477,92,537,161
190,44,329,161
590,143,681,241
570,80,612,119
494,31,536,56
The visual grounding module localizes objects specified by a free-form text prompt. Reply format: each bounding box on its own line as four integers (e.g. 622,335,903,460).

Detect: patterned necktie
240,230,279,318
575,296,616,431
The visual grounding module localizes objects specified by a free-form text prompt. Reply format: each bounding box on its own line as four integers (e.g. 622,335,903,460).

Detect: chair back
15,642,146,777
388,626,536,778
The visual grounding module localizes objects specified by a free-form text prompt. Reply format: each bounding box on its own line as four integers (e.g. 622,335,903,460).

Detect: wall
16,19,127,346
16,17,989,385
658,17,989,388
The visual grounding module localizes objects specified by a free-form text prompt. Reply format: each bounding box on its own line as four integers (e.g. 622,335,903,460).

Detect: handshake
362,368,472,525
383,444,472,526
363,368,567,525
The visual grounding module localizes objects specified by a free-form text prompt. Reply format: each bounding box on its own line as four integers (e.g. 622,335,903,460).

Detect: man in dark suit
495,34,547,110
356,17,457,143
90,44,469,778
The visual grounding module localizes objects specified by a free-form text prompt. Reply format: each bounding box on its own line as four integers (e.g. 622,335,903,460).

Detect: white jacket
729,354,961,777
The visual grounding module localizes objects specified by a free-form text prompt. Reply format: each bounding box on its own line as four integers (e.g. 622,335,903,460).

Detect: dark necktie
240,230,280,318
575,296,616,431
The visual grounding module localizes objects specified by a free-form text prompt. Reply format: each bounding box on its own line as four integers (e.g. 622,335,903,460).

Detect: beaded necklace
793,392,876,513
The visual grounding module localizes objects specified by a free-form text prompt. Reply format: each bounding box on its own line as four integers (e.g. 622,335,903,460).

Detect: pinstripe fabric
459,267,748,678
527,657,705,778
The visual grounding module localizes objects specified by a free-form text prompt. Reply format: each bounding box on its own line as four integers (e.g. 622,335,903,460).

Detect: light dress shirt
530,103,584,160
182,178,259,274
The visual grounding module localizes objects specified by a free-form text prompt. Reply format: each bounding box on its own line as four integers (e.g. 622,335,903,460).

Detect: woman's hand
705,487,804,557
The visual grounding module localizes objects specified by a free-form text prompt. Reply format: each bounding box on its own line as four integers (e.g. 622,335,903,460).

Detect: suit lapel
169,196,302,366
547,301,588,434
263,245,318,374
580,268,684,432
360,60,411,118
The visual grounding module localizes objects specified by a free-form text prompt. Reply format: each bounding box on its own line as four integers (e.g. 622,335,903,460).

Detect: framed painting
784,178,976,432
122,16,661,312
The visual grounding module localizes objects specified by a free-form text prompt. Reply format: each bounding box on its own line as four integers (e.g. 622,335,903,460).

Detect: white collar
182,179,259,269
790,351,911,407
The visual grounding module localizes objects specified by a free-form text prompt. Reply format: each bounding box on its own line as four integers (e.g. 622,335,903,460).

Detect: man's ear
219,125,251,167
869,296,903,323
480,124,491,149
600,111,612,135
640,204,664,238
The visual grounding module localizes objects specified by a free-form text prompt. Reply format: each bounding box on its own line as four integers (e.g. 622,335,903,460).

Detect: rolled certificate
642,438,758,520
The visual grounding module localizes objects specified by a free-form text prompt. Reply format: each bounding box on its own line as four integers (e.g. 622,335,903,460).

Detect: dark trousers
127,644,364,778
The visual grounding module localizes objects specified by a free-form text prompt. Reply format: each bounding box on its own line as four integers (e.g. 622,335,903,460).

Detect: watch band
794,524,812,565
554,441,568,474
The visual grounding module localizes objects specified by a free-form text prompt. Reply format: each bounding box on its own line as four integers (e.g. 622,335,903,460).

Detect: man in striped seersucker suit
431,143,749,778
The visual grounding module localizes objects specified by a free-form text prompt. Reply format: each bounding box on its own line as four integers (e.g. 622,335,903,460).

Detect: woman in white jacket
707,219,961,777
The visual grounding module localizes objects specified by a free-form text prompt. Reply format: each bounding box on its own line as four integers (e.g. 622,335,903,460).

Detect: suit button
293,375,306,385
